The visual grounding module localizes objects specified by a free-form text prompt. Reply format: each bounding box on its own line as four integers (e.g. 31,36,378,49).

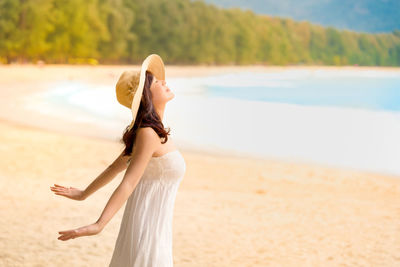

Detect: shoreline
1,64,400,178
2,115,399,181
0,64,399,84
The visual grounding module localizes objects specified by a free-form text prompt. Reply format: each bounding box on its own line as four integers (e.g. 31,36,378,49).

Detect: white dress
109,149,186,267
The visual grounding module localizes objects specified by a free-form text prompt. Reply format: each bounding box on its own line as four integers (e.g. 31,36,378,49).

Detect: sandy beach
1,64,400,266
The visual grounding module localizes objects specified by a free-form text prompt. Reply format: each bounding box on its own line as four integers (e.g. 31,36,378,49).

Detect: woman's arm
95,128,159,229
57,127,160,241
51,150,130,201
81,151,130,200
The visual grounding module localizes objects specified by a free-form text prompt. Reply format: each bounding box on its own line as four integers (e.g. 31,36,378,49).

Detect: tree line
1,0,400,66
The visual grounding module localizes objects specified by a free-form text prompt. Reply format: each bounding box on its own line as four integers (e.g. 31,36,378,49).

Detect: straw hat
116,54,165,131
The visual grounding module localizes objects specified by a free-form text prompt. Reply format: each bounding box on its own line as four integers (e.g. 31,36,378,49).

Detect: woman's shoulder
136,127,158,139
132,127,160,155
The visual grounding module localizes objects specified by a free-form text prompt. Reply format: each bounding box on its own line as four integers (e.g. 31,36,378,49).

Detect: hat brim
128,54,165,130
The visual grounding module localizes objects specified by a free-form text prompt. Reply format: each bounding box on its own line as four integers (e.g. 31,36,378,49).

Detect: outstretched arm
57,127,160,241
95,128,159,229
50,150,130,201
81,150,130,200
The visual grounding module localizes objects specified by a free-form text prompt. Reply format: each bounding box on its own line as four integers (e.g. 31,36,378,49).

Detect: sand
0,64,400,266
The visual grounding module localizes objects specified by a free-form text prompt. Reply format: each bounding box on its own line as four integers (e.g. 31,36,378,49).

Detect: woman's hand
58,223,103,241
50,184,86,201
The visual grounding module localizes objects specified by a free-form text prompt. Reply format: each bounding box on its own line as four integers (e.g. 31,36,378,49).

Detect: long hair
120,71,171,157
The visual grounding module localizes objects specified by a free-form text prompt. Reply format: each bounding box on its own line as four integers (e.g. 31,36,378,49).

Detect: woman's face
150,76,174,105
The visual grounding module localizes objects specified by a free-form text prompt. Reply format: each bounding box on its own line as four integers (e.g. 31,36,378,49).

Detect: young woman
50,54,186,266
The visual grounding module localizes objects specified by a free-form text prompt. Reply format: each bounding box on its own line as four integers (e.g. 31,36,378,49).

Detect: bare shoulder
134,127,161,152
122,128,161,186
136,127,160,142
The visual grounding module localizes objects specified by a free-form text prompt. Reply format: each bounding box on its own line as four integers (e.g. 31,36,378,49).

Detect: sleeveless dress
109,149,186,267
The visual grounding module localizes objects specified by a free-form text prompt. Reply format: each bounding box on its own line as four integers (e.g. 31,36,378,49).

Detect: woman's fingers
50,186,62,190
50,187,70,198
58,234,74,241
51,188,67,192
58,230,73,240
57,224,101,241
58,229,80,241
50,186,69,192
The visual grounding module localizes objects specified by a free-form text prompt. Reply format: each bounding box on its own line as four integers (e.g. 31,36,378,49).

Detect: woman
50,54,186,266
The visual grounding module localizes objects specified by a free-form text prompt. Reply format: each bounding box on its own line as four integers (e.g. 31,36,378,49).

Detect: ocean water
205,74,400,112
24,80,132,130
185,69,400,112
23,68,400,176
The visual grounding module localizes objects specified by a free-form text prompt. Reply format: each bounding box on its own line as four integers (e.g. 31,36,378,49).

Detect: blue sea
24,68,400,176
195,70,400,112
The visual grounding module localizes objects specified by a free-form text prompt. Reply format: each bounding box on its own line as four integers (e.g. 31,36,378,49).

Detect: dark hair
120,71,171,157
